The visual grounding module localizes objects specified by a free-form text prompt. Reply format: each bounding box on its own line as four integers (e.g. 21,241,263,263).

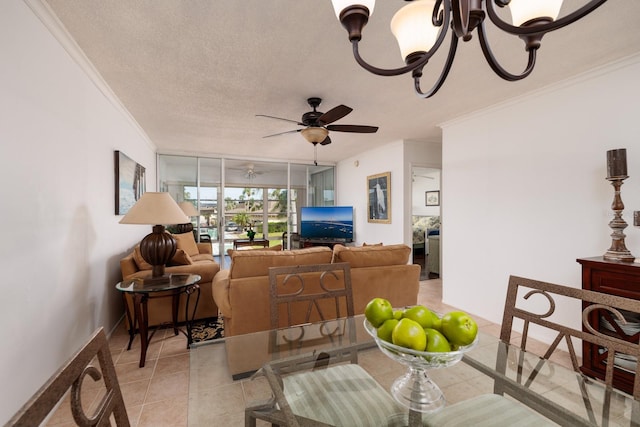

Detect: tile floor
46,278,575,426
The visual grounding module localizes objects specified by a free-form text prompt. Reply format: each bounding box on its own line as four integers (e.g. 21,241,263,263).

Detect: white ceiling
45,0,640,165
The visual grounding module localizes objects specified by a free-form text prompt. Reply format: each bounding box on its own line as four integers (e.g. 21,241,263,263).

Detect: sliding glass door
158,155,334,268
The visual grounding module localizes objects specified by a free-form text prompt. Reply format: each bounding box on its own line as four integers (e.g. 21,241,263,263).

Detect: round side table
116,273,201,367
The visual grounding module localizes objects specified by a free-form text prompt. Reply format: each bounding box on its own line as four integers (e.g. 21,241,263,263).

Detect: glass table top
115,273,201,293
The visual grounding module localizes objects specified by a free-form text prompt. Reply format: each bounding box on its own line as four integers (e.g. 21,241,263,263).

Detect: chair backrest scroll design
7,327,129,427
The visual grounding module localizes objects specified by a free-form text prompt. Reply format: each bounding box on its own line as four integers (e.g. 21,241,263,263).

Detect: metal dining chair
7,327,129,426
245,262,406,427
425,275,640,427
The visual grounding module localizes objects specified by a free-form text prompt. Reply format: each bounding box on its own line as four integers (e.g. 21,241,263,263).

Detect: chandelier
331,0,609,98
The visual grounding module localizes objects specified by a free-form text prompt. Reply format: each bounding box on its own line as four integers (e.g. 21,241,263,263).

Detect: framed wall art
367,172,391,224
114,150,146,215
425,190,440,206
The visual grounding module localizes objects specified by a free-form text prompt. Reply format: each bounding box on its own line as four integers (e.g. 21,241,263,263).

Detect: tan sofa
212,244,420,337
120,232,220,327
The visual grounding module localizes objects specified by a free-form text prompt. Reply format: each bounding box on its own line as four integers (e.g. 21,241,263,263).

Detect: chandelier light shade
119,192,188,281
331,0,609,98
507,0,563,26
391,0,440,60
301,127,330,144
331,0,375,19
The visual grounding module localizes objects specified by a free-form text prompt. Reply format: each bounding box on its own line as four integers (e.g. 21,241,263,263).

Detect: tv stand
300,238,352,249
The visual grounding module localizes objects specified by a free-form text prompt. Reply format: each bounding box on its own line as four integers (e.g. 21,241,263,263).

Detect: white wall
336,140,405,245
411,168,441,217
441,55,640,338
336,139,441,249
0,1,155,422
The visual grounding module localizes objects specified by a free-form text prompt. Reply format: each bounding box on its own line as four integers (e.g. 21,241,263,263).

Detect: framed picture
425,190,440,206
367,172,391,224
115,150,146,215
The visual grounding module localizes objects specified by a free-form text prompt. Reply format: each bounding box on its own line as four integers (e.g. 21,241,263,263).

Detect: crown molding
22,0,155,151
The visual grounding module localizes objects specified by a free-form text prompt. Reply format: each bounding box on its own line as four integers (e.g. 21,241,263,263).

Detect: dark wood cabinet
578,256,640,394
300,238,352,249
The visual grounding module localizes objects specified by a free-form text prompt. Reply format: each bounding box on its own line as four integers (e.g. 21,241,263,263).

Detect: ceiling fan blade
256,114,304,126
319,135,332,146
326,124,379,133
262,129,301,138
318,105,352,125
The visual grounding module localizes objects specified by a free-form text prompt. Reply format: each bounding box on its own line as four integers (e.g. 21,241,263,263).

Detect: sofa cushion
332,244,410,268
230,246,332,279
173,232,200,257
191,253,215,262
169,249,193,266
133,245,153,271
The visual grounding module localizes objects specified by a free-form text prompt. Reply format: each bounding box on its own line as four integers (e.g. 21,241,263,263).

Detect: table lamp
119,192,188,282
176,201,199,234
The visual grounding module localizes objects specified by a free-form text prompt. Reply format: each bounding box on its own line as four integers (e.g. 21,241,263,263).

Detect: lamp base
140,225,178,278
138,274,172,286
176,223,194,233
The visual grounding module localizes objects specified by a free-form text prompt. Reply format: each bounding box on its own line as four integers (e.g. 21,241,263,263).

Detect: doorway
411,166,441,280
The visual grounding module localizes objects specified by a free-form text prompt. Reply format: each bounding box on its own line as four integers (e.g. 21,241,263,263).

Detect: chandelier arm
350,0,452,78
477,19,536,81
352,41,429,77
486,0,609,36
414,33,459,99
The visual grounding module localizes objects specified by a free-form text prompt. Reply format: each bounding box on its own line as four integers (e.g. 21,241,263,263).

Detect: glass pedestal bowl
364,318,478,414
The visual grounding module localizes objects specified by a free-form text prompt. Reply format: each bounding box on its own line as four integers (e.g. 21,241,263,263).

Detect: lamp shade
508,0,563,26
119,192,188,225
178,201,200,217
391,0,440,61
331,0,375,19
301,127,329,144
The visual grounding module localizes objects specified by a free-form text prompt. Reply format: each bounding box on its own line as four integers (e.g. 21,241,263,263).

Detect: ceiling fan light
301,127,329,144
331,0,375,19
390,0,440,61
508,0,563,26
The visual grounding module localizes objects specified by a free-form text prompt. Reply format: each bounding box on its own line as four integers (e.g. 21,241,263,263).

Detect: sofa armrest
212,269,232,317
120,253,138,280
197,242,213,255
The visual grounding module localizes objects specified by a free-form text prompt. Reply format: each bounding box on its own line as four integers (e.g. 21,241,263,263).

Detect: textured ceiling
45,0,640,165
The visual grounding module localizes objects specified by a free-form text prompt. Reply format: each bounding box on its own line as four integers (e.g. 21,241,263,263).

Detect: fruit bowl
364,318,478,413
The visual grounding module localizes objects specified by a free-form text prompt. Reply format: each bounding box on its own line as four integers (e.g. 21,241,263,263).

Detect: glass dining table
189,315,638,426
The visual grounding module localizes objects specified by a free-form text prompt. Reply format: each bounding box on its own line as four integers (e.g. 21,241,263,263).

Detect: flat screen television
300,206,354,242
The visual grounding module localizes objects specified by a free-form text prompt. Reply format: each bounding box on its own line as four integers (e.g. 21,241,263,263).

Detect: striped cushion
424,394,555,427
283,364,406,426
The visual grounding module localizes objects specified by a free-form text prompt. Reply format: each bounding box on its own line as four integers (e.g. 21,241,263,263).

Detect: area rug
191,316,224,343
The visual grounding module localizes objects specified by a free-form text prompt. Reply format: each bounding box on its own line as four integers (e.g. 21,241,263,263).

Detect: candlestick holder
603,176,635,262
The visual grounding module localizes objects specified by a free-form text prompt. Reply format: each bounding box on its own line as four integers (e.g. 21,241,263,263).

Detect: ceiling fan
228,163,264,180
257,97,378,163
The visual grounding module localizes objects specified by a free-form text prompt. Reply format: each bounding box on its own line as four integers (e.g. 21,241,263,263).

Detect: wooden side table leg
135,293,149,368
122,293,136,350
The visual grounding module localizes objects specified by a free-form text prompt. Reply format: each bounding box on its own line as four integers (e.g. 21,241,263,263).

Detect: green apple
392,318,427,351
377,318,399,343
424,328,451,352
403,305,436,329
365,297,394,327
393,309,404,320
440,311,478,346
429,311,442,331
